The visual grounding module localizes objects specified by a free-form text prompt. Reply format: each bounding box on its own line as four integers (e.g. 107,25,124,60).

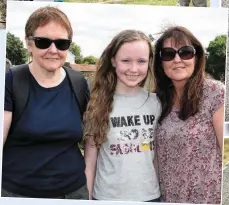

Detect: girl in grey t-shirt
83,30,161,202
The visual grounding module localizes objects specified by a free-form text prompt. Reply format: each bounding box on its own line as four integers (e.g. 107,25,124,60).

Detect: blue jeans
2,184,89,199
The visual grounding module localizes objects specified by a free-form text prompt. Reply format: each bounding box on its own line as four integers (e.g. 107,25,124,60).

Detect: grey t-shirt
93,88,161,201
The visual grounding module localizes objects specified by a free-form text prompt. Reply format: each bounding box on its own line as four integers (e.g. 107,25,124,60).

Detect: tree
6,32,27,65
148,34,155,42
69,42,84,64
64,62,70,67
83,55,98,65
206,35,226,81
148,34,155,52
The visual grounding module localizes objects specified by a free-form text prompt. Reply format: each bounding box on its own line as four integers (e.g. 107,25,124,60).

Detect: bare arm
153,148,159,178
213,105,224,153
84,137,98,200
3,111,12,147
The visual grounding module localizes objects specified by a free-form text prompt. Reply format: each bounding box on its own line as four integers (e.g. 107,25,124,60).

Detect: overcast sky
7,1,228,58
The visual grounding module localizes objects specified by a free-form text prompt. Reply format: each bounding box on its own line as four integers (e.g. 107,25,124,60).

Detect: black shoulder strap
63,66,90,118
10,64,30,127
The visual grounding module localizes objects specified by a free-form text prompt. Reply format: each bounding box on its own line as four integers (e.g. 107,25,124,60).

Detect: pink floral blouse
156,79,224,204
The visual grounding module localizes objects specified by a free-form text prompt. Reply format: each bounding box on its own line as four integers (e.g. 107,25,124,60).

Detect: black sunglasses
28,36,72,51
160,45,196,61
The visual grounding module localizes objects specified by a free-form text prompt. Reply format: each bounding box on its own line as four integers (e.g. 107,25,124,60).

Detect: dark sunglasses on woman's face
28,36,72,51
160,45,196,61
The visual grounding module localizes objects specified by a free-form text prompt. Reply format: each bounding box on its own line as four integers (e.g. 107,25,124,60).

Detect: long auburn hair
153,26,206,124
83,30,153,148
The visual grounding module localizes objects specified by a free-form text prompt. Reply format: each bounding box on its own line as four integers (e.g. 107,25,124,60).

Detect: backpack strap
63,66,90,118
9,64,30,128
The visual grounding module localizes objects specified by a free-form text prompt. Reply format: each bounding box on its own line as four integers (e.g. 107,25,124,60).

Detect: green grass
107,0,179,6
224,138,229,168
65,0,177,5
65,0,107,2
65,0,210,7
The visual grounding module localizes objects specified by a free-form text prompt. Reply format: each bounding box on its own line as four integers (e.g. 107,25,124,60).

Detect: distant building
70,64,96,89
70,64,96,72
66,51,75,64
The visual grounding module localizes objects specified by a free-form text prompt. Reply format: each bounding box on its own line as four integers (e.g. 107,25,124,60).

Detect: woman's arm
84,137,98,200
3,111,12,147
213,105,224,153
153,152,160,186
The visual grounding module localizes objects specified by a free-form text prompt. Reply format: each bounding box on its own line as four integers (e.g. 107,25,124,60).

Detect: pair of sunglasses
160,45,196,61
28,36,72,51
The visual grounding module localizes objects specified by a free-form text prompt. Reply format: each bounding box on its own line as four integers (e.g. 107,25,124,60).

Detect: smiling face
112,40,150,94
162,38,196,85
26,21,69,72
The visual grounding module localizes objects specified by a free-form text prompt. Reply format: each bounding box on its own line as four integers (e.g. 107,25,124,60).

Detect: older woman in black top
2,6,89,199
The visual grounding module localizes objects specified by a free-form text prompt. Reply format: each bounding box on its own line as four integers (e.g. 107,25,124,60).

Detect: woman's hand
3,111,12,147
84,137,98,200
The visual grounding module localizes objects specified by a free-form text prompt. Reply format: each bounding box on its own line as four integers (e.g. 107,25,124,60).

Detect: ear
25,36,32,52
111,57,116,67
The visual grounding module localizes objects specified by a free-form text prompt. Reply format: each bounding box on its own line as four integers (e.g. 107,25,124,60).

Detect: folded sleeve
207,79,225,116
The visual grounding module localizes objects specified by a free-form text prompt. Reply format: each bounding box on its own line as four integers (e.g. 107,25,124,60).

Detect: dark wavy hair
84,30,153,148
153,26,206,124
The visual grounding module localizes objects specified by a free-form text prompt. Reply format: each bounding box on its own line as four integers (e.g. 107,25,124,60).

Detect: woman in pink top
153,26,224,204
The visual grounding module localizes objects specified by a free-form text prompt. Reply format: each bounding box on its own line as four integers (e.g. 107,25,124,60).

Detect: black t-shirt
2,71,86,198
